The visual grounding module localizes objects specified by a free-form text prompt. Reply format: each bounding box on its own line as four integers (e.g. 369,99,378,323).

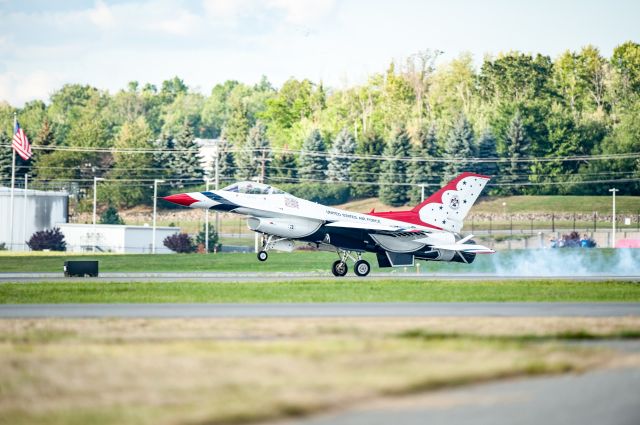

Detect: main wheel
331,260,348,277
354,260,371,277
257,250,268,262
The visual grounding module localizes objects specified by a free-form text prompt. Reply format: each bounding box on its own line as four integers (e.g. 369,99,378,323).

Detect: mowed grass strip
1,279,640,303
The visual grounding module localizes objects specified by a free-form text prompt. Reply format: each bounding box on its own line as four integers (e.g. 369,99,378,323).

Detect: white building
0,187,69,251
195,138,221,178
58,223,180,254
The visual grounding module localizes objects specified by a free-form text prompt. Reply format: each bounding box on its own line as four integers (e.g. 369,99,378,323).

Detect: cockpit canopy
222,181,287,195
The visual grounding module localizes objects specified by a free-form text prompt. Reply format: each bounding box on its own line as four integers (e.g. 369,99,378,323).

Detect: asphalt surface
281,366,640,425
1,302,638,318
1,272,639,283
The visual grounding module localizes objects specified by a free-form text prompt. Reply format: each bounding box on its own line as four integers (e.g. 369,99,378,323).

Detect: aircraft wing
430,243,495,254
324,220,411,233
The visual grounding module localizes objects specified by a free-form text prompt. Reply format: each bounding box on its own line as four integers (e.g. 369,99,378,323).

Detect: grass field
1,249,638,274
2,279,640,303
1,317,638,425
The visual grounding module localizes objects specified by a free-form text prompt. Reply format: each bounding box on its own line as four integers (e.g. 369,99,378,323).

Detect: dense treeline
1,42,639,208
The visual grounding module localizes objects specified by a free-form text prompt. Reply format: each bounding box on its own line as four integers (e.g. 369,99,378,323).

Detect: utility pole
609,188,619,248
204,178,210,253
9,112,16,250
214,146,220,251
152,179,165,254
420,184,426,202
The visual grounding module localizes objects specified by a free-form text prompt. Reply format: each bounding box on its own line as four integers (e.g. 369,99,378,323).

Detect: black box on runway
64,261,99,277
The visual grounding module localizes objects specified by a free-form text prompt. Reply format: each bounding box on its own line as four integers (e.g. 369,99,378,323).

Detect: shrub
99,205,125,225
27,228,67,251
195,224,220,253
163,233,196,253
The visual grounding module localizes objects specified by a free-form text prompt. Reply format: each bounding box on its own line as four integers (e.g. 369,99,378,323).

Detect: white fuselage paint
183,190,456,244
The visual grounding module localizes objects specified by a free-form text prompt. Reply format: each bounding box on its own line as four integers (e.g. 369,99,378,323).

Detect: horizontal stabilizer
431,243,495,254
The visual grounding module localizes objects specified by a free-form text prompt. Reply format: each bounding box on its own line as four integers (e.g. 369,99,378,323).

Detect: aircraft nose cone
162,193,197,207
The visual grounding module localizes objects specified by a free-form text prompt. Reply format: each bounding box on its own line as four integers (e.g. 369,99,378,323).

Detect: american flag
12,120,32,161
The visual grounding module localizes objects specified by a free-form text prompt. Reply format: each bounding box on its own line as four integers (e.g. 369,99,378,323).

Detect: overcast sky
0,0,638,106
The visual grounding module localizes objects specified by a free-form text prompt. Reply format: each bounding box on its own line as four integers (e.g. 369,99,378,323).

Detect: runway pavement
1,302,638,318
281,366,640,425
1,272,639,283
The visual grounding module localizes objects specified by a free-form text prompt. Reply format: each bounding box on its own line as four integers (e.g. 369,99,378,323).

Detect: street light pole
204,178,210,253
92,177,104,251
609,188,619,248
152,179,165,254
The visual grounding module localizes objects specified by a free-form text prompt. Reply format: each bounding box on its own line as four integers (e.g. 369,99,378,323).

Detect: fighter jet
162,172,494,277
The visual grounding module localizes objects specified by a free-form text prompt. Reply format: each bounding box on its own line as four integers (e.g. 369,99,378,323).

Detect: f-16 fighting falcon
163,172,495,277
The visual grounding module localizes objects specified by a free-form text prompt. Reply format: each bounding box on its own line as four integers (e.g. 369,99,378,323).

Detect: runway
283,366,640,425
1,272,639,283
1,302,638,318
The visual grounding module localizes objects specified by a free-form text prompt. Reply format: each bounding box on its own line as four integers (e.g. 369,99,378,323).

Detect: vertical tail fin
413,172,490,233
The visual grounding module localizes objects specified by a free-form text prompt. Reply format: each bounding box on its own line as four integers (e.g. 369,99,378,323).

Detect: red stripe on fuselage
367,210,443,230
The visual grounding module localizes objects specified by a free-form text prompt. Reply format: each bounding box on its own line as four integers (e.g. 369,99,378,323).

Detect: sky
0,0,638,106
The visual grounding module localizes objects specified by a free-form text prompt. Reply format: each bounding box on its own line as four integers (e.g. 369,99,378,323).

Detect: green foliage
443,113,474,182
195,223,220,253
103,117,154,207
271,152,297,182
502,113,531,192
99,205,125,225
0,133,12,184
217,139,237,182
409,124,440,204
475,128,498,178
236,122,271,181
299,129,327,180
379,127,411,206
279,183,351,205
170,121,204,188
327,129,356,182
351,133,385,199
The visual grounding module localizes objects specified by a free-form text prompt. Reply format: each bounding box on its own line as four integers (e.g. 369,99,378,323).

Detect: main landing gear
332,250,370,277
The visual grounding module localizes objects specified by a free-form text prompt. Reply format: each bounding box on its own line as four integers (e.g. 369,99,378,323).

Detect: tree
475,128,499,177
99,205,125,224
0,133,12,185
271,152,298,182
502,113,530,192
327,129,356,182
236,122,271,182
299,129,327,181
351,133,385,198
216,138,237,183
409,124,440,204
196,223,219,253
611,41,640,98
171,121,204,188
104,117,155,207
443,113,475,182
379,127,411,206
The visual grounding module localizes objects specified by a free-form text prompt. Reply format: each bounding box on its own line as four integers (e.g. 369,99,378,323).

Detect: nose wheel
257,250,268,261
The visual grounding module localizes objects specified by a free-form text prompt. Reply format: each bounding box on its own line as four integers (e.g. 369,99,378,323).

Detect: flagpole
9,112,16,251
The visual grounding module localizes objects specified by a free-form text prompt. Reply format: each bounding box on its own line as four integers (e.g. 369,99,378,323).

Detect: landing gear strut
255,234,288,262
332,249,370,277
